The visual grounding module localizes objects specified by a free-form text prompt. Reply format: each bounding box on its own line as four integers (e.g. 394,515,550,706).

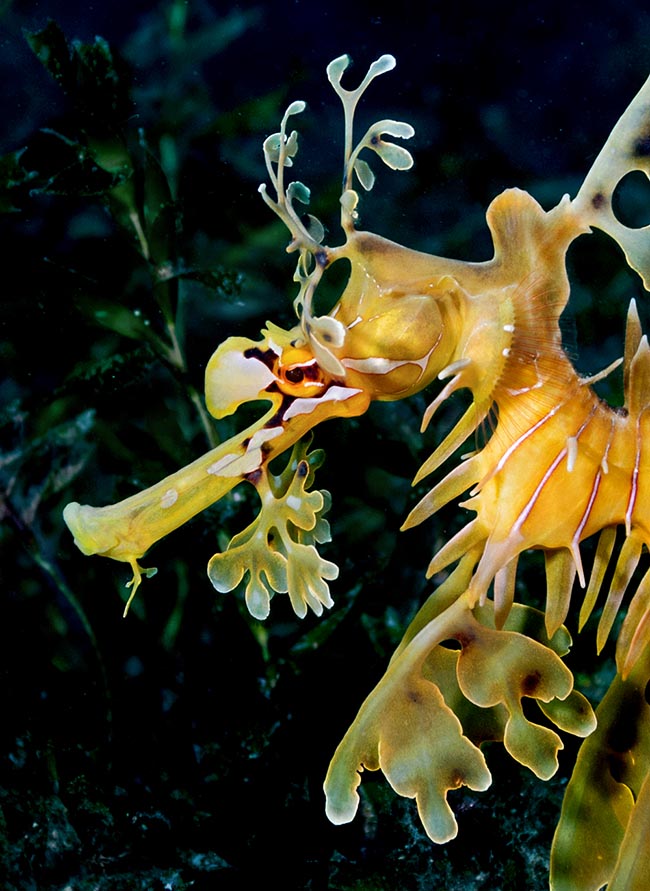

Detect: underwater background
2,1,650,888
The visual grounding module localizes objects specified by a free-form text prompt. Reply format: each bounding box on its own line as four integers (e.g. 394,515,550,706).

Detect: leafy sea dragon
64,55,650,890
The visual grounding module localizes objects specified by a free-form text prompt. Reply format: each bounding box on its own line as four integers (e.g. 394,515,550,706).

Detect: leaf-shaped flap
551,647,650,891
208,525,288,621
324,668,490,844
456,615,576,778
538,690,597,738
208,442,338,619
573,72,650,288
285,542,337,618
354,158,375,191
504,710,564,780
371,139,414,171
325,593,492,842
378,676,492,843
457,617,573,708
608,770,650,891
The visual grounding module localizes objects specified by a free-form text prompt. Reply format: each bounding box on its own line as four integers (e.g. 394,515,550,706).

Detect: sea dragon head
208,52,474,418
63,53,458,616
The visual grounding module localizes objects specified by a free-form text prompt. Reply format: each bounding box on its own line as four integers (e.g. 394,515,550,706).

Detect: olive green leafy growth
256,53,416,383
258,99,325,255
207,439,338,620
551,644,650,891
326,54,414,214
257,97,327,335
258,53,415,333
258,53,415,244
325,568,596,845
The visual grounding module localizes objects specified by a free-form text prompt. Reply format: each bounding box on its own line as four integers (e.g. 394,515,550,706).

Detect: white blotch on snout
160,488,178,508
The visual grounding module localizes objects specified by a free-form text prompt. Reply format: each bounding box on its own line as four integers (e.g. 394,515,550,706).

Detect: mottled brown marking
634,134,650,157
244,346,276,369
521,671,542,696
456,632,475,649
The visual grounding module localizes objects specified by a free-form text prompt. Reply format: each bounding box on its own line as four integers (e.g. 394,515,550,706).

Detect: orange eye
275,348,327,398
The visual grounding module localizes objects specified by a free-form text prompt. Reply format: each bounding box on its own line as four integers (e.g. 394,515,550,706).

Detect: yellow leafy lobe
324,565,595,843
207,440,337,620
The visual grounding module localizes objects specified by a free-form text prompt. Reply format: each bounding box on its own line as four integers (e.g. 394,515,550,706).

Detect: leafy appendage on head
326,54,414,221
258,53,415,364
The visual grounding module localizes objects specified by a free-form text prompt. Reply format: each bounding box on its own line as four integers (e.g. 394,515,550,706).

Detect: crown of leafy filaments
258,53,415,367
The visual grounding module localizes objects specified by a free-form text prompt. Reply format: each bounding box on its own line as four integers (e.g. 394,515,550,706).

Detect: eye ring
284,366,305,384
275,348,327,397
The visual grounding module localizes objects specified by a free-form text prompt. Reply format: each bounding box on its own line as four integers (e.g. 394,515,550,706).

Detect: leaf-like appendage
284,129,300,159
551,646,650,891
359,119,415,171
327,53,396,98
607,770,650,891
304,214,325,244
207,443,338,620
456,615,576,779
285,542,337,618
573,71,650,289
354,158,375,191
325,592,492,843
262,132,284,165
326,54,351,90
373,140,414,170
538,690,597,738
284,100,307,120
325,587,594,846
288,181,310,204
503,711,565,780
324,655,491,844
